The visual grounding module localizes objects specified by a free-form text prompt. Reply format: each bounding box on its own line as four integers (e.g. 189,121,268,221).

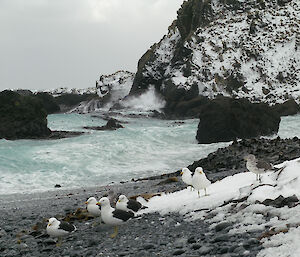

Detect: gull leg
204,188,207,196
256,174,259,181
110,226,118,239
56,237,62,247
198,190,200,198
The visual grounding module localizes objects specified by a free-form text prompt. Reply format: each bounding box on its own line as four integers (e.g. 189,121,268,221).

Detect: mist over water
120,86,166,111
0,113,299,195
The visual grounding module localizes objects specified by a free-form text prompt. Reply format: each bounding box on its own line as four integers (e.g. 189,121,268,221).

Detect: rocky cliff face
130,0,300,113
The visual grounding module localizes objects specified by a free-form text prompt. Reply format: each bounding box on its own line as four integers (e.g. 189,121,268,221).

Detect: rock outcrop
130,0,300,117
188,136,300,174
0,90,51,140
196,97,280,143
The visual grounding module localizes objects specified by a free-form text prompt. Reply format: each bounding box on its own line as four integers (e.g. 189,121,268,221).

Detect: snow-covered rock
96,70,135,109
142,157,300,256
131,0,300,111
45,87,97,97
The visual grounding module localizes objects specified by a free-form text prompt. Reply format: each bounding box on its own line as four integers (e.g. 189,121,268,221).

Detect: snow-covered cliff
131,0,300,105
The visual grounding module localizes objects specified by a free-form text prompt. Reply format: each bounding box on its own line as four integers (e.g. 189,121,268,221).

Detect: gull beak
118,200,121,202
96,202,101,206
85,201,88,204
180,172,183,175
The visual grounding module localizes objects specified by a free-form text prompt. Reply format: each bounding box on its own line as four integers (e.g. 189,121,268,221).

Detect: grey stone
213,234,229,242
243,238,260,249
191,243,201,250
218,247,229,254
198,246,213,255
173,249,185,255
143,243,155,250
215,222,232,232
187,237,196,244
44,238,57,245
0,229,7,237
233,246,246,254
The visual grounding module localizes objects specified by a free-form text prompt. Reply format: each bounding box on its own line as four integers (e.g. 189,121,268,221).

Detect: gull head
180,167,190,175
85,197,97,205
97,197,110,207
118,195,128,203
47,217,58,227
195,167,204,174
243,154,255,162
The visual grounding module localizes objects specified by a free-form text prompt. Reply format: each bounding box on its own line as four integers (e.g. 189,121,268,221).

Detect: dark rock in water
0,90,51,140
196,97,280,143
44,131,84,140
261,195,299,208
271,99,300,116
83,118,124,131
54,184,62,188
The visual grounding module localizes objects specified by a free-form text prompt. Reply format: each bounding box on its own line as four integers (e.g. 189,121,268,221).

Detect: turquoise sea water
0,113,299,195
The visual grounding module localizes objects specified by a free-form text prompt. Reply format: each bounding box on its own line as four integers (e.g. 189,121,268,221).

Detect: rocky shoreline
0,137,299,257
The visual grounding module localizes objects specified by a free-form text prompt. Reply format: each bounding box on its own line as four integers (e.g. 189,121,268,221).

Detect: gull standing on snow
244,154,273,181
116,194,146,213
180,167,193,190
97,197,134,238
192,167,211,198
46,217,76,246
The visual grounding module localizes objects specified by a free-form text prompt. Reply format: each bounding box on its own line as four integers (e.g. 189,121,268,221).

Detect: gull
244,154,273,181
116,195,146,213
97,197,134,238
46,217,76,246
85,197,102,225
180,167,193,190
192,167,211,198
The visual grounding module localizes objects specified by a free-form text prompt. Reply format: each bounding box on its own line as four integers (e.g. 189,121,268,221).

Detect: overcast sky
0,0,184,91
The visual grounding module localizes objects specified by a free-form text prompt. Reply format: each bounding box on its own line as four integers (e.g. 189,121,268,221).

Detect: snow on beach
142,157,300,257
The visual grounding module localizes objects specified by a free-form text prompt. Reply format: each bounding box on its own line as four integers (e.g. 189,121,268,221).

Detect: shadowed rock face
34,92,60,114
196,97,280,143
0,90,51,140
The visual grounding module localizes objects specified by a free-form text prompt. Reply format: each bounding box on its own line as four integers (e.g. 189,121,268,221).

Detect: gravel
0,177,264,257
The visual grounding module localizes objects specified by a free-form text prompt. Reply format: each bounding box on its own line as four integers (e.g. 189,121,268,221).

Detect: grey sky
0,0,184,91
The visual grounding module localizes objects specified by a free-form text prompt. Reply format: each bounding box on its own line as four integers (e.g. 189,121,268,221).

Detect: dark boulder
196,97,280,143
261,195,299,208
271,99,300,116
0,90,51,140
83,118,124,131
